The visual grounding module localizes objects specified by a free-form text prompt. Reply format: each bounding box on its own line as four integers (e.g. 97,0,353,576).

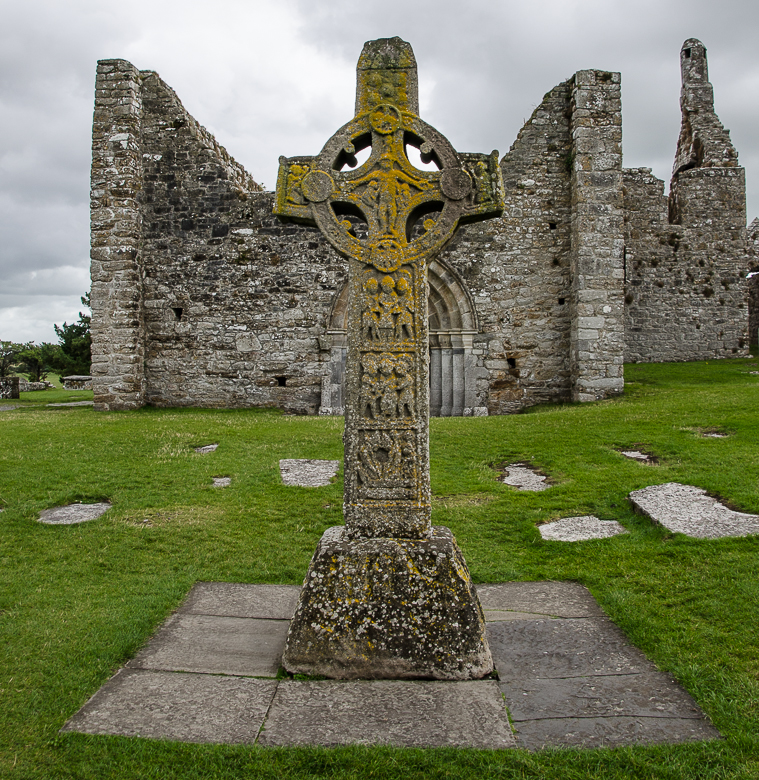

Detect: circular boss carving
440,168,472,201
301,170,335,203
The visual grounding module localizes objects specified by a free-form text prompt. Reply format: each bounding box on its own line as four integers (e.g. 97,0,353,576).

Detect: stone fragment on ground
47,401,94,407
499,463,549,491
620,450,655,464
539,516,629,542
630,482,759,539
38,502,111,525
702,431,728,438
212,477,231,488
195,444,218,454
0,405,19,411
62,581,719,751
279,459,339,487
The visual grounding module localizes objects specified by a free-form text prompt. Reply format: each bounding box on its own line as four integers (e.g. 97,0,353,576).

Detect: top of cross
274,37,504,273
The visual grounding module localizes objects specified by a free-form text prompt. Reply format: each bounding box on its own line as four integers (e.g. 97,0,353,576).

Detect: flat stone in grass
195,444,218,454
539,516,629,542
47,401,94,407
499,463,549,491
279,459,339,487
630,482,759,539
258,679,515,749
620,450,654,463
38,502,111,525
0,405,19,412
212,477,231,488
61,668,276,744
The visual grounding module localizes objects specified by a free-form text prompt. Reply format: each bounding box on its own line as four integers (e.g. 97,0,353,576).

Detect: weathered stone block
282,526,492,680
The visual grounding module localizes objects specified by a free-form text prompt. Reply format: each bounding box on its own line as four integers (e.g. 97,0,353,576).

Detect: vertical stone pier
274,38,504,679
569,70,625,402
90,60,146,411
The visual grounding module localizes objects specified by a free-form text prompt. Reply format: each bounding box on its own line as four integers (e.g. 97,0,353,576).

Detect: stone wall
89,39,751,415
748,219,759,346
624,40,748,363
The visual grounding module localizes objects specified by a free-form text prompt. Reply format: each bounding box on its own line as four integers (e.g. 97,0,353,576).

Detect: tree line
0,295,92,381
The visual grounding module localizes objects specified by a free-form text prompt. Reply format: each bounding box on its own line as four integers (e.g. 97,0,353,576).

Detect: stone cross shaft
275,37,503,540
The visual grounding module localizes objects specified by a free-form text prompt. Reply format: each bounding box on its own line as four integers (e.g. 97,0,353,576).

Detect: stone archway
320,258,480,416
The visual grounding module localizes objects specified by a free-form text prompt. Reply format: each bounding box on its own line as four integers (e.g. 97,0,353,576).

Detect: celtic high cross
274,38,504,679
275,37,503,541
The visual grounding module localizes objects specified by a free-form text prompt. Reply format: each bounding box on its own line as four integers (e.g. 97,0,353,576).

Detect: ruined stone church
90,38,750,415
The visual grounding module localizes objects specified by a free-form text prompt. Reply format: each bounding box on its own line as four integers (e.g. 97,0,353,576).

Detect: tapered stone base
282,525,493,680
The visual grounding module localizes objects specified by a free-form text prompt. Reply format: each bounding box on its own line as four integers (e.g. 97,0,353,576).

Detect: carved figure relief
359,352,415,420
360,269,415,345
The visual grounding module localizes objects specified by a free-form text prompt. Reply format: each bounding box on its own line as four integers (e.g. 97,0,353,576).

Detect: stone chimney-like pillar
569,70,625,402
90,59,146,410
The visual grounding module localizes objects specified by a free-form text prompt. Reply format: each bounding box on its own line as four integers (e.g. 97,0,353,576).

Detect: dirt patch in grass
118,506,223,528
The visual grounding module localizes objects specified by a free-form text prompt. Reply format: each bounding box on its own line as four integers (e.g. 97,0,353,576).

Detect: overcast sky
2,0,758,344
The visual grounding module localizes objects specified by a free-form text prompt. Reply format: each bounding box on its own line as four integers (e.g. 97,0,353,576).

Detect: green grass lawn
0,360,758,779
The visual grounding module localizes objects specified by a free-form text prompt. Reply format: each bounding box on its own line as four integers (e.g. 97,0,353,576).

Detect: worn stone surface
499,463,549,491
630,482,759,538
258,680,515,749
89,40,750,417
488,618,651,679
181,582,301,619
279,459,339,487
501,671,706,721
61,669,276,744
211,476,231,488
282,526,492,680
512,715,720,751
539,516,629,541
47,401,95,407
477,581,606,618
38,502,111,525
194,443,218,454
127,613,288,677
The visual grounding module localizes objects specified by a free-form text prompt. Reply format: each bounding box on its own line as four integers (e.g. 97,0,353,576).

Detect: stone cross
274,38,504,679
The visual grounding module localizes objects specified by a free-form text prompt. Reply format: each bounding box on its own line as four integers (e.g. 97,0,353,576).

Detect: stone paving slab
180,582,301,620
476,581,605,618
279,459,340,487
38,502,111,525
500,672,705,721
630,482,759,538
61,669,276,744
258,679,515,749
127,614,288,677
488,619,651,680
538,516,629,542
513,714,720,751
61,581,720,751
47,400,94,407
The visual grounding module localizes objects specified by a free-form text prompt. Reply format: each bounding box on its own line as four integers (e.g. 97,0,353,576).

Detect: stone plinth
282,526,491,680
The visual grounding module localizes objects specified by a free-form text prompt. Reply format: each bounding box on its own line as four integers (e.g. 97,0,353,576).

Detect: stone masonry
89,39,751,415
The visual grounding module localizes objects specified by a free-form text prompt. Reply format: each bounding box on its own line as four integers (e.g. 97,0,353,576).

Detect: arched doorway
320,258,480,416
